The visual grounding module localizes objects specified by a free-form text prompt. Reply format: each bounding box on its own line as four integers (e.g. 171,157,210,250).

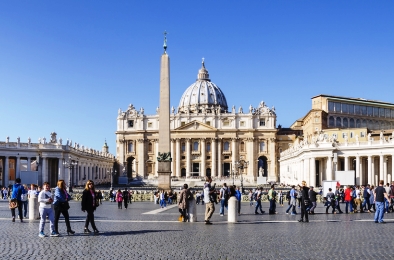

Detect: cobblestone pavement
1,199,394,259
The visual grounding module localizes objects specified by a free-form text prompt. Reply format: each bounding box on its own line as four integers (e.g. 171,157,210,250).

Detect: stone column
155,140,159,177
186,138,191,177
231,138,237,174
16,156,20,179
344,156,349,171
359,157,364,185
379,154,384,182
356,156,360,185
300,159,304,184
137,139,145,178
310,157,316,187
176,138,181,177
211,138,217,177
170,139,175,176
246,138,254,181
368,155,372,185
201,138,206,177
27,157,31,171
371,157,375,185
327,156,332,181
383,156,388,184
58,158,63,180
4,157,9,187
390,155,394,184
42,157,47,183
217,139,222,178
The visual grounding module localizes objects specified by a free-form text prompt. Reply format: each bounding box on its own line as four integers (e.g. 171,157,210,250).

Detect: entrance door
192,163,199,176
223,163,230,177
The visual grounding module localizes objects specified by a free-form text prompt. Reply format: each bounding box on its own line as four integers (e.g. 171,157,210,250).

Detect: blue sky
1,1,393,154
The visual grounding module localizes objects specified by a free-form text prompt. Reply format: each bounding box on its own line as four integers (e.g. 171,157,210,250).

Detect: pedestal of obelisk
157,32,172,190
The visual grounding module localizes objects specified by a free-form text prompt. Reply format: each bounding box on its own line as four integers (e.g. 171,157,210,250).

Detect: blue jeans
345,200,353,213
167,198,172,205
255,200,263,213
220,199,228,215
374,201,385,222
22,200,28,217
160,199,166,207
385,198,389,212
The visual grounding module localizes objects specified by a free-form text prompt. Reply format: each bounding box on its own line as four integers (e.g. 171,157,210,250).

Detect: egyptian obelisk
157,31,172,190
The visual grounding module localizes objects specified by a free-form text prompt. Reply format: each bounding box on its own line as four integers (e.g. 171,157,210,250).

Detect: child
37,182,58,237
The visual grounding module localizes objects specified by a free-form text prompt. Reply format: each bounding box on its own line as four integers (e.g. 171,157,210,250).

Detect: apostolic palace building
116,60,278,184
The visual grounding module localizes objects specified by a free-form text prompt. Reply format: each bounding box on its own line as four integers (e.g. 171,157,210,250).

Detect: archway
181,168,186,177
257,156,268,177
126,157,134,179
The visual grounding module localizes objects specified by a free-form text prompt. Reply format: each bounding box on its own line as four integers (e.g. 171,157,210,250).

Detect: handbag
9,199,18,209
58,201,70,211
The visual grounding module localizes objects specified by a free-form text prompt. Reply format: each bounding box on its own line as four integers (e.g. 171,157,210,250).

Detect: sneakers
38,232,46,238
50,231,59,237
220,214,224,216
286,212,289,214
205,220,212,225
291,213,296,216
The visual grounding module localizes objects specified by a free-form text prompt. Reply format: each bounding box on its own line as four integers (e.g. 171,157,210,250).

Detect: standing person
335,186,344,214
116,189,123,209
195,191,201,205
10,178,25,222
97,190,103,205
109,189,114,202
362,184,371,213
326,188,336,214
203,176,215,225
248,190,254,206
37,182,57,237
384,183,390,213
159,190,167,208
369,186,375,212
268,185,277,214
254,188,265,214
309,186,317,215
374,180,391,224
21,184,29,218
298,181,310,223
53,180,74,236
235,186,242,215
122,188,129,209
278,191,284,206
178,184,191,222
344,186,354,214
354,186,362,212
81,180,99,233
285,185,297,215
219,183,229,216
297,187,302,208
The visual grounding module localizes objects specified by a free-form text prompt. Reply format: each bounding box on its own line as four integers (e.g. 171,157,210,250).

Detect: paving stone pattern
0,200,393,259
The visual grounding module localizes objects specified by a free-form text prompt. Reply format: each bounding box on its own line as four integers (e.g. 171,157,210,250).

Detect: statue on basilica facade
28,137,31,144
156,107,160,114
232,105,235,114
259,167,263,177
249,104,253,113
238,106,243,114
17,137,20,144
171,106,175,114
140,107,144,115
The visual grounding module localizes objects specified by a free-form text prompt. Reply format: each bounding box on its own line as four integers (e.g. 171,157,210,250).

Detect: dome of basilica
178,60,228,114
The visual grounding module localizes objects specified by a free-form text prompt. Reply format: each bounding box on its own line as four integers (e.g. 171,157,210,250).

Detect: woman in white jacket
37,182,58,237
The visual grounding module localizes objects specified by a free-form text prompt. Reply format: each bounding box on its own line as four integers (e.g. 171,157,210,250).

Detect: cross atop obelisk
157,31,172,190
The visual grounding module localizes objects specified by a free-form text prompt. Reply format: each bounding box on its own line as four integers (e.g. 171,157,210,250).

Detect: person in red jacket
344,185,353,214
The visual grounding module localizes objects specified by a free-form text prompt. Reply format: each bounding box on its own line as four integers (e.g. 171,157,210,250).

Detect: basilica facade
116,60,278,183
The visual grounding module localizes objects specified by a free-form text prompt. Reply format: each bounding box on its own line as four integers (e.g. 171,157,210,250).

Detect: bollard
28,194,39,220
228,196,238,223
188,200,197,222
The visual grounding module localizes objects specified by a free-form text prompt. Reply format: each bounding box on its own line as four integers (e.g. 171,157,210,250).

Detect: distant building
116,60,279,183
0,132,114,187
280,95,394,187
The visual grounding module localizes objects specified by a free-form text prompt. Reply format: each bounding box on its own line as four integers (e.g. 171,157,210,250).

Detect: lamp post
110,169,117,190
235,157,249,194
63,155,77,193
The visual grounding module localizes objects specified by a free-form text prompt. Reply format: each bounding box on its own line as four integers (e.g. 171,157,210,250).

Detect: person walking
374,180,390,224
219,183,229,216
81,180,99,233
344,186,354,214
369,185,375,212
178,184,191,222
159,190,167,208
235,186,242,215
308,186,317,214
285,185,297,215
116,189,123,209
10,178,25,222
362,184,371,213
326,188,336,214
53,180,74,236
278,191,284,206
122,188,129,209
203,176,215,225
334,186,344,214
21,184,29,218
254,187,265,214
298,181,310,223
248,190,254,206
37,182,57,237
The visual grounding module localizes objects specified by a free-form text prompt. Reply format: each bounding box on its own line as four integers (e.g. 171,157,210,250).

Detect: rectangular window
128,120,134,128
342,103,348,114
361,106,367,115
350,132,354,138
342,133,347,138
128,142,134,153
328,101,334,112
206,121,210,126
334,102,341,112
181,156,185,159
148,122,152,128
260,142,265,152
240,121,245,127
367,106,373,116
181,122,186,126
354,105,360,115
223,120,229,126
206,156,211,159
348,104,354,114
332,134,337,139
259,120,265,126
385,108,391,118
373,107,379,117
379,108,385,117
224,156,229,159
360,132,365,138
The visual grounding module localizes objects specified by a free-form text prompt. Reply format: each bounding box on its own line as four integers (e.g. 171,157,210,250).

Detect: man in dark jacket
308,186,317,214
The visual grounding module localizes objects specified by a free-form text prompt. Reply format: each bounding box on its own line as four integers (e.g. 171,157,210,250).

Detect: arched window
148,142,153,152
349,118,355,128
336,117,342,127
193,142,199,151
240,142,245,152
356,119,361,128
329,116,335,127
343,118,348,128
361,119,367,128
223,141,230,151
181,143,186,152
206,142,211,152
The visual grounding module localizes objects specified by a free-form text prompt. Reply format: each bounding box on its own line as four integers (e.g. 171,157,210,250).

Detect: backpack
352,190,356,198
252,191,259,201
221,188,229,201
